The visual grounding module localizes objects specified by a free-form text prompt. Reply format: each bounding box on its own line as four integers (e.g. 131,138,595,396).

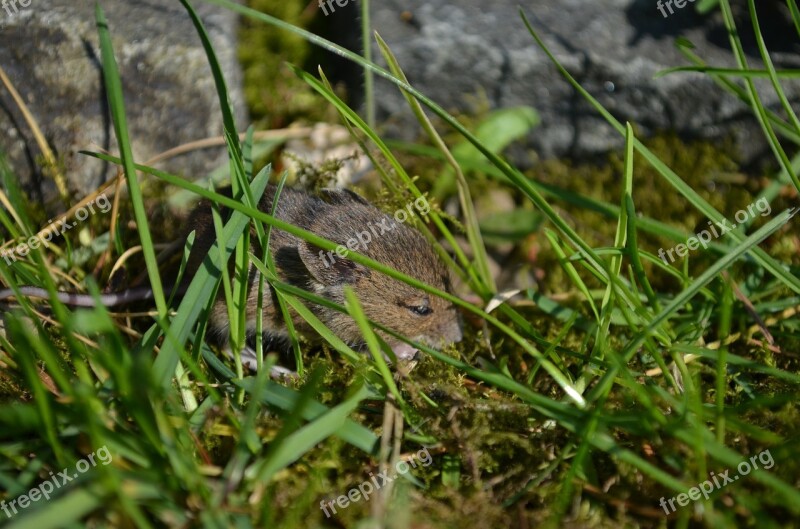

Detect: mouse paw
391,342,420,362
268,364,298,381
223,345,297,380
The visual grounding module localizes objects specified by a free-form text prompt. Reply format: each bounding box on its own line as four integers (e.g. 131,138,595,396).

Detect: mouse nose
443,317,463,344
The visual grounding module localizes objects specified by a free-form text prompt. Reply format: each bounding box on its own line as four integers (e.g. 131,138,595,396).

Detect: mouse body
0,185,463,369
185,184,463,364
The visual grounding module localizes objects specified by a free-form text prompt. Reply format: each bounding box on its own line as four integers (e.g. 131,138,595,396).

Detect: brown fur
184,185,462,360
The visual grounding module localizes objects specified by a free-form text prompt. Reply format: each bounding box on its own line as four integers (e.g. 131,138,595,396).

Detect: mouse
0,185,463,372
185,184,463,369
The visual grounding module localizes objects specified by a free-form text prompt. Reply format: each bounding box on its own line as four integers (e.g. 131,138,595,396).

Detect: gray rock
369,0,800,163
0,0,245,209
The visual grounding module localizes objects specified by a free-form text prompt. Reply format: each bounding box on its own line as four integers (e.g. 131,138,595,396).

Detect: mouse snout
438,315,463,345
414,312,463,350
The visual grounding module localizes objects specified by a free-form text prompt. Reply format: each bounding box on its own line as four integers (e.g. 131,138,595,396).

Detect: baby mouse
0,185,463,371
185,184,463,369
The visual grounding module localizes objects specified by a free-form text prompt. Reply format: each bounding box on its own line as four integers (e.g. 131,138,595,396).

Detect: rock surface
0,0,245,208
368,0,800,163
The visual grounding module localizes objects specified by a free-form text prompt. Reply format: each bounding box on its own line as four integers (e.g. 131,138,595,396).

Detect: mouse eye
400,297,432,316
409,305,432,316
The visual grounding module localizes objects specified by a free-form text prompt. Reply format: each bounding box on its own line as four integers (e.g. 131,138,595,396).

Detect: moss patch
239,0,344,128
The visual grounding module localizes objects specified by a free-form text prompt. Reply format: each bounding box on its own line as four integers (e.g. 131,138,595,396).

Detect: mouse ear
298,240,371,286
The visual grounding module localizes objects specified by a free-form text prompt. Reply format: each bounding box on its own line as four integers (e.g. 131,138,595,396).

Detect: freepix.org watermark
659,448,774,515
318,195,431,269
1,0,32,16
1,445,113,519
320,446,433,518
657,197,771,265
656,0,696,18
1,193,111,266
318,0,351,16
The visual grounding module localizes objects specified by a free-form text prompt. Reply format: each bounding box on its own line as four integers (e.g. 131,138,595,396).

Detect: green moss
239,0,341,128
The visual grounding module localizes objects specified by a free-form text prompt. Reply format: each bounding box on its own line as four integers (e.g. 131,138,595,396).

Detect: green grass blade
233,378,379,454
344,287,406,408
361,0,374,128
249,254,360,364
179,0,240,157
95,5,167,318
247,382,374,482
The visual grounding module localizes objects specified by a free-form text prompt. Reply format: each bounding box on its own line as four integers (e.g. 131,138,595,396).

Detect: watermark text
320,446,433,517
656,0,697,18
1,445,113,519
2,0,33,16
658,197,771,265
1,193,111,266
318,195,431,269
318,0,351,17
659,448,774,514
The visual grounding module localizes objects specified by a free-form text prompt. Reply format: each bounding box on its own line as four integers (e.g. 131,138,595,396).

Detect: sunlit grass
0,0,798,527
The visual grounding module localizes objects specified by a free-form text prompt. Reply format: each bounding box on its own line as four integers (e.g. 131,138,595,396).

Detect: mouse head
297,199,462,360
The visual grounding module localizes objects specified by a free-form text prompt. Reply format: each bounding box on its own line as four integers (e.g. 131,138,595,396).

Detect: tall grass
0,0,798,527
